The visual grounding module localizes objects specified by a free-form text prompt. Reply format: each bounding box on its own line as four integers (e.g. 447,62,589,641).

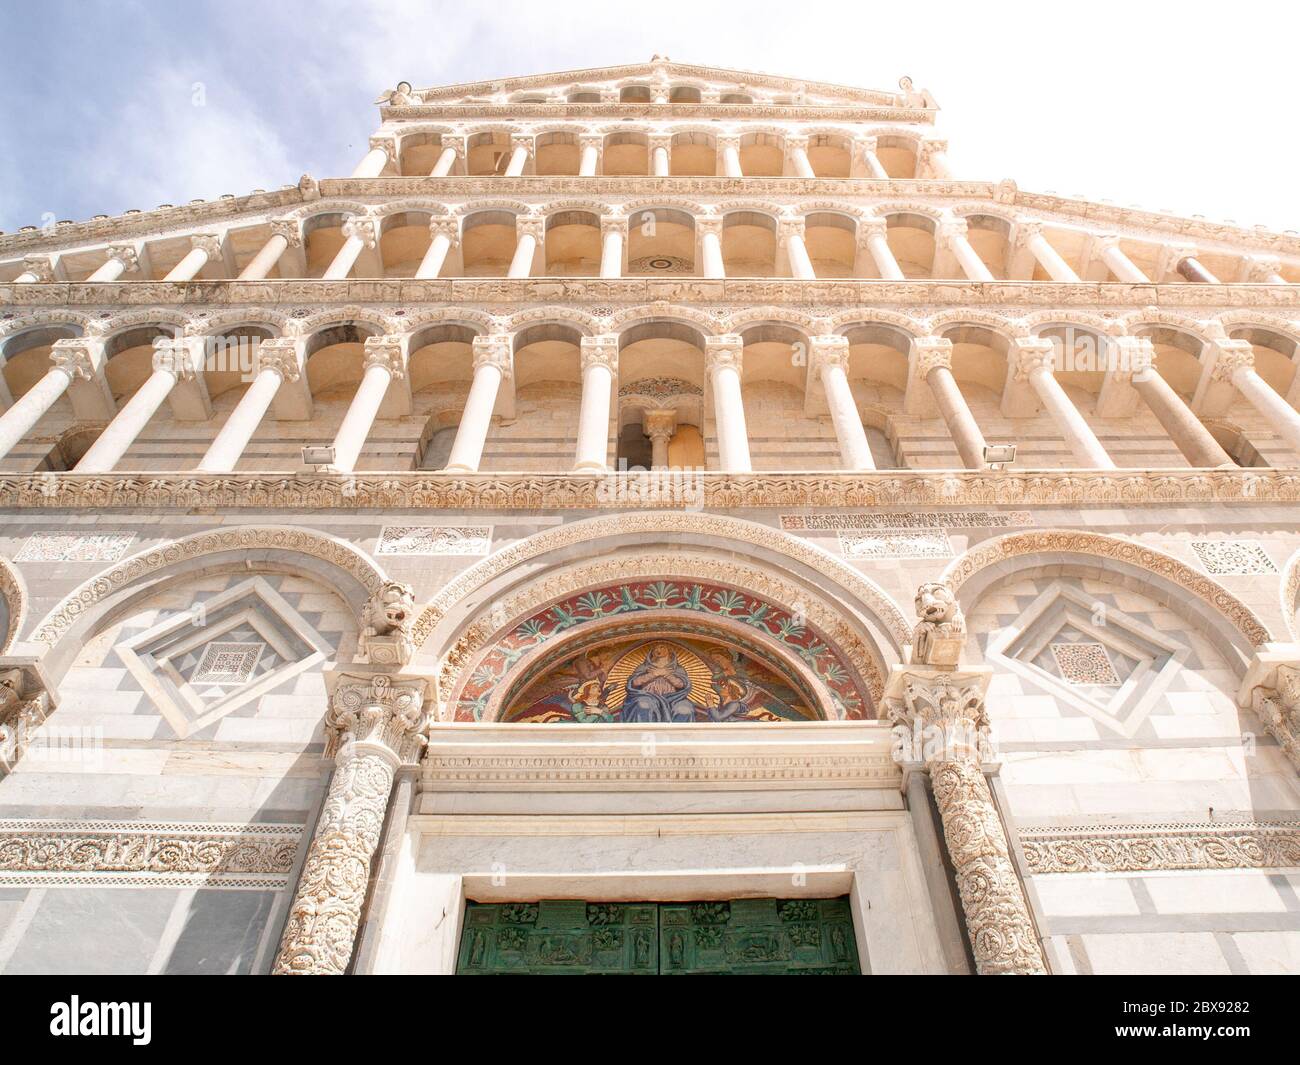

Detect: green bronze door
456,897,859,975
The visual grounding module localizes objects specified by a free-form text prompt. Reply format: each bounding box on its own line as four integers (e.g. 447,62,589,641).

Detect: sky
0,0,1296,235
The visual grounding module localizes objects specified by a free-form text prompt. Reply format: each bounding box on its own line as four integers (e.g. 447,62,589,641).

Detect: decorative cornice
382,102,930,123
1020,821,1300,874
3,469,1300,515
0,819,304,888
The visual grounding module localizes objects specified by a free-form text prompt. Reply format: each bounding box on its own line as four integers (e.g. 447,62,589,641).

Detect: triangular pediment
413,59,915,108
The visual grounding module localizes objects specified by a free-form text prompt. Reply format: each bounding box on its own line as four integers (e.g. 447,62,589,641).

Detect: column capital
579,333,619,373
368,134,397,157
918,138,949,166
253,337,302,382
911,336,953,376
647,132,672,153
104,244,140,273
856,217,889,245
1009,219,1044,252
428,215,461,246
1242,654,1300,769
599,213,628,236
49,339,95,381
643,407,677,442
190,232,224,258
784,133,810,152
515,214,546,242
716,133,742,152
438,134,466,158
578,130,605,150
851,133,879,157
472,333,514,379
883,668,991,763
1011,336,1057,379
936,217,968,244
0,664,55,774
1114,335,1156,377
1157,242,1199,280
325,670,429,765
151,336,203,380
509,133,534,155
269,218,303,248
696,215,724,237
809,334,850,375
1244,255,1283,282
1209,338,1255,382
19,255,54,282
776,215,806,245
704,334,744,374
341,216,377,248
1093,232,1123,252
362,334,406,378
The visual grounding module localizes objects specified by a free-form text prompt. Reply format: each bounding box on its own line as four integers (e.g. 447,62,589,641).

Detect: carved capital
777,216,806,246
472,334,513,380
341,217,377,248
1010,220,1043,253
599,214,628,237
911,337,953,377
642,407,677,442
515,215,546,242
19,255,54,282
1114,336,1155,378
578,131,605,152
190,232,224,259
428,216,460,246
856,217,888,245
151,337,202,380
704,335,743,375
368,134,397,158
438,135,466,159
695,215,723,238
362,335,405,378
851,135,879,162
1012,337,1057,380
784,134,809,153
105,244,139,273
937,218,968,247
716,133,741,153
1210,339,1255,383
1249,663,1300,769
810,334,850,376
270,218,303,248
1244,255,1283,282
647,133,672,153
509,133,533,155
254,338,302,382
0,666,53,773
885,670,989,761
579,334,619,374
49,339,95,381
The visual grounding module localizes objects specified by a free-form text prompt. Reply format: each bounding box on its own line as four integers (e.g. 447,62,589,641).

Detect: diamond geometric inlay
192,641,266,686
1049,642,1121,686
1189,540,1277,575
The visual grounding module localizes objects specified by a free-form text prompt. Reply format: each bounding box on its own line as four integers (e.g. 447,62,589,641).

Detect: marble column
853,136,890,179
698,217,725,279
196,339,301,472
504,135,532,176
0,341,94,461
1013,222,1079,282
1125,339,1233,467
786,135,815,178
329,336,405,473
858,219,904,280
76,338,201,472
940,219,995,281
578,133,603,176
573,335,618,472
163,234,223,282
718,135,743,177
1176,255,1220,284
1011,338,1115,468
430,137,462,177
705,335,751,472
351,137,395,178
415,218,458,279
886,668,1048,975
444,335,512,472
599,215,626,278
323,218,376,280
273,672,428,975
912,337,988,469
1095,235,1149,282
643,408,677,469
812,335,874,470
649,135,671,176
86,245,138,283
1213,341,1300,455
508,217,544,278
779,217,816,280
13,256,54,284
239,221,301,280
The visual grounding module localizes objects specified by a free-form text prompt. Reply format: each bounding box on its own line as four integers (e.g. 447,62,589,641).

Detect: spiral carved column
887,669,1047,975
272,672,428,975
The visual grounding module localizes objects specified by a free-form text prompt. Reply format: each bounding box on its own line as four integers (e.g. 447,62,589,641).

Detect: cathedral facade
0,59,1298,975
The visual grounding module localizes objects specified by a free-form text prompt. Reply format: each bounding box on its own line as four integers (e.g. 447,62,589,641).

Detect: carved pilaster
272,672,428,975
885,668,1047,975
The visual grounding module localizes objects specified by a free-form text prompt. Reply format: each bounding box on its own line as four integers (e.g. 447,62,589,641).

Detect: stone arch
284,200,372,225
0,553,28,654
726,305,824,334
398,306,497,334
288,305,395,338
502,306,600,336
29,526,389,678
607,303,719,334
1022,310,1126,337
184,308,291,337
1214,311,1300,344
1279,546,1300,640
826,307,926,337
453,197,533,218
1119,309,1217,344
0,310,92,343
413,511,913,695
941,530,1275,663
928,310,1029,340
89,307,190,338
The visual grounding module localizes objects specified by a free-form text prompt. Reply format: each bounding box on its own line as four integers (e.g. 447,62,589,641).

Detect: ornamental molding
1019,821,1300,874
383,102,930,124
434,551,891,717
941,529,1274,647
413,511,914,658
31,524,387,647
4,470,1300,516
0,819,304,888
